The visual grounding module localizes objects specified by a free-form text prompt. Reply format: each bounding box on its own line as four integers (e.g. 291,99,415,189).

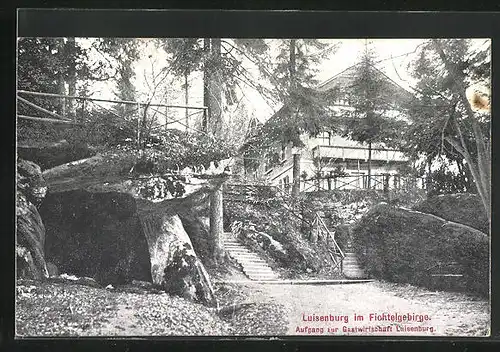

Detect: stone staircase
342,241,367,279
222,233,279,281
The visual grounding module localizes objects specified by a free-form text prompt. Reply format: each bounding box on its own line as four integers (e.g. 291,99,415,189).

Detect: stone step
244,273,277,280
222,236,279,281
230,253,266,260
234,259,269,265
237,261,270,267
241,262,273,268
243,266,275,273
343,261,362,266
223,240,241,244
343,267,366,273
225,246,245,250
225,247,252,253
343,266,363,271
229,254,268,263
343,268,365,273
246,274,278,280
233,260,266,266
230,253,264,259
224,244,250,249
342,250,366,279
224,244,244,249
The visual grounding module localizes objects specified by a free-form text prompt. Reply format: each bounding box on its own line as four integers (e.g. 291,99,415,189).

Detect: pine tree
161,38,204,130
343,41,406,188
241,39,339,196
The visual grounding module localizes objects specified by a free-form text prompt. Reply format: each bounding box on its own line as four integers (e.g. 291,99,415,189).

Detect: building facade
241,64,425,192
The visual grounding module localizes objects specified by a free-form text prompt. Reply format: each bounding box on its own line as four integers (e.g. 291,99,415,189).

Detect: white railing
312,213,345,271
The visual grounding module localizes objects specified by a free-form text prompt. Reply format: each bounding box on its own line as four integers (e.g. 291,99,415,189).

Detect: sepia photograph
15,32,491,337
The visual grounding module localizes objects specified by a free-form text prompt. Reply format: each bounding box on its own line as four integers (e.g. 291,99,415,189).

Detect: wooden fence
17,90,209,148
300,174,426,193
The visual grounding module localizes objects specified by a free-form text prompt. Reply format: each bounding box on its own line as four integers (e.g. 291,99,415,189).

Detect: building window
283,175,290,193
317,131,331,146
280,144,286,162
243,158,258,176
265,158,273,173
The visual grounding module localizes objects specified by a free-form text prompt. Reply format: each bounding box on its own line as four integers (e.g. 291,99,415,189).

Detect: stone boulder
39,190,152,285
352,203,489,297
413,193,489,234
38,151,228,305
139,210,215,305
17,140,96,171
239,227,288,263
16,159,49,280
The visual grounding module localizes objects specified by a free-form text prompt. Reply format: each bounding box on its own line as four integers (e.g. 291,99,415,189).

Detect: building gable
316,63,414,106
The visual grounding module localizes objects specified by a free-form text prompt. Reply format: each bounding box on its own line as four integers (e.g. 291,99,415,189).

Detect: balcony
313,145,407,162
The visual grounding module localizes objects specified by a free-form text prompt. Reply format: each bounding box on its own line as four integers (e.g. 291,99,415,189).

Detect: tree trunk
55,39,67,117
426,158,433,195
202,38,211,132
67,38,77,121
433,40,491,223
210,182,224,264
289,39,300,198
367,142,372,189
456,158,473,192
209,38,223,138
184,71,189,131
292,152,301,197
289,39,297,90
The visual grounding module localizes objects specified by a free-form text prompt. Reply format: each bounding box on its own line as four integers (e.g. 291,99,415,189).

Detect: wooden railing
17,90,209,148
312,213,345,271
300,174,426,193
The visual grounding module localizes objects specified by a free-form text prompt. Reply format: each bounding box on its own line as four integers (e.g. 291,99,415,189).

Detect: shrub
352,203,489,297
223,193,340,278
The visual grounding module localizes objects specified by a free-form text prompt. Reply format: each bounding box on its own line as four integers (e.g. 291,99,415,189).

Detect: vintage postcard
15,11,491,338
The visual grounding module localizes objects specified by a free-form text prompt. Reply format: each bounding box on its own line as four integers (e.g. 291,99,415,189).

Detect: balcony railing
313,145,407,163
274,174,426,193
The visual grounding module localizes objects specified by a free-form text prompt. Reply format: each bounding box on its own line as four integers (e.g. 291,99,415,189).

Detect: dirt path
233,280,490,337
16,279,489,337
88,302,146,336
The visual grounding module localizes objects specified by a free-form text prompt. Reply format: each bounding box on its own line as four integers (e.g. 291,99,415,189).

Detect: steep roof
316,62,414,104
240,63,414,152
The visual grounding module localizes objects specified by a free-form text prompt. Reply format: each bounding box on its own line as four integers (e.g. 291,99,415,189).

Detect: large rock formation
17,140,96,171
38,151,228,305
412,193,489,235
16,159,49,280
39,190,152,285
139,210,215,305
352,203,489,297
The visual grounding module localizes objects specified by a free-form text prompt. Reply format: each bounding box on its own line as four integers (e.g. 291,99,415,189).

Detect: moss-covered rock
16,159,49,280
39,190,152,285
413,193,489,234
17,140,96,171
352,203,489,297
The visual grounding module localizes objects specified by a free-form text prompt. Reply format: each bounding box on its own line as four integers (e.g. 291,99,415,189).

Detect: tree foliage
17,38,95,145
403,39,490,220
342,42,408,149
241,40,339,158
